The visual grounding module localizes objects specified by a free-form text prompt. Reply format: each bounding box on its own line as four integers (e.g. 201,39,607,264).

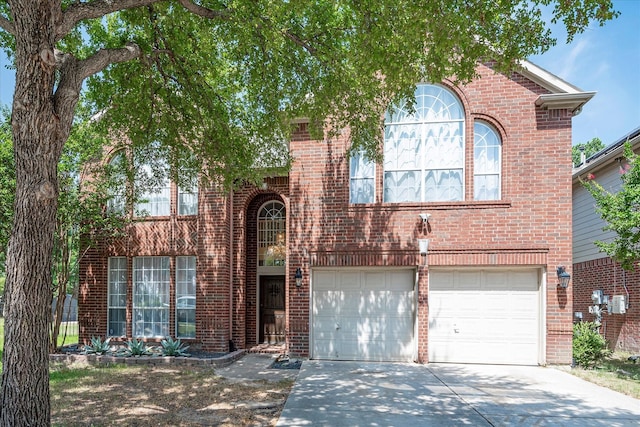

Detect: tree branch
58,0,160,41
280,29,317,56
77,43,142,81
52,44,142,145
176,0,231,20
0,14,15,36
53,43,141,106
58,0,231,41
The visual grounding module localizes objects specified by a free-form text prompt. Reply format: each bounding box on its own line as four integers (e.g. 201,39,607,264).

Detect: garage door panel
338,317,383,339
511,270,539,289
387,292,415,313
312,339,339,360
314,271,337,290
339,272,361,289
312,316,338,332
312,269,415,362
429,271,453,290
428,269,540,365
363,272,386,290
339,291,387,316
386,316,414,340
458,271,483,289
313,291,345,314
388,270,415,290
341,339,387,361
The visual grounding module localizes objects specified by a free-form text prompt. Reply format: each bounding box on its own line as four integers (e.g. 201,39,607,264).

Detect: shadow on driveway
277,361,640,426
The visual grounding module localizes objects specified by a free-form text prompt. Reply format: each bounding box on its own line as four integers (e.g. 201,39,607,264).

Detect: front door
259,276,285,344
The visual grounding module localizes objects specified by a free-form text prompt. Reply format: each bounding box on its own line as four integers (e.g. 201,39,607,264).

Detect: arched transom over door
258,201,286,267
257,200,286,344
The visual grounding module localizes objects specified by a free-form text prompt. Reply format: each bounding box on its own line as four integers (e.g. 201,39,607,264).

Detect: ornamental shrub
573,321,611,368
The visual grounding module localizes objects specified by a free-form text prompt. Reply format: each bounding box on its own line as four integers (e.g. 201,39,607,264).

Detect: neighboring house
572,128,640,353
79,60,593,365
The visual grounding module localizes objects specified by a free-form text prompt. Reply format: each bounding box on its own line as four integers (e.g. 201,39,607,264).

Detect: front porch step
248,343,286,354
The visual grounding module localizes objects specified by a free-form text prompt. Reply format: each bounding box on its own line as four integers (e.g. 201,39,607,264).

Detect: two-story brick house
79,59,592,365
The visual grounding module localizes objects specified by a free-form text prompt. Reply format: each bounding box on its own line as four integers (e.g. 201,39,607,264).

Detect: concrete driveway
277,360,640,426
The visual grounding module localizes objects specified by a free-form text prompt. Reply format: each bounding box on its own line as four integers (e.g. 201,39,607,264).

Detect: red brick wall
287,62,574,364
229,178,290,350
80,62,575,363
78,183,230,352
573,257,640,352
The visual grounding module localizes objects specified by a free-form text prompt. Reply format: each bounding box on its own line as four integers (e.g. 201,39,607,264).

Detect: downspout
229,190,234,350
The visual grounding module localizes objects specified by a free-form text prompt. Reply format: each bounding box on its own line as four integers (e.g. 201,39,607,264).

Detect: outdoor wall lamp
295,267,303,288
419,213,431,224
557,265,570,288
418,239,430,256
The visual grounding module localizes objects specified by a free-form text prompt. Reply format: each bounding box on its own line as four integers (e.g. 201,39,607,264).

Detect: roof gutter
535,92,596,115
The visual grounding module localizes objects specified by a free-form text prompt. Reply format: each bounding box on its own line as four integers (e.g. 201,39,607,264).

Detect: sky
0,1,638,147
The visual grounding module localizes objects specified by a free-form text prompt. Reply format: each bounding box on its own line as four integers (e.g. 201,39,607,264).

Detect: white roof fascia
518,60,595,115
535,92,596,115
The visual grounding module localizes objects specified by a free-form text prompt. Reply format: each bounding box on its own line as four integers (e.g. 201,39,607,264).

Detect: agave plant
122,339,154,356
160,337,190,357
82,336,112,355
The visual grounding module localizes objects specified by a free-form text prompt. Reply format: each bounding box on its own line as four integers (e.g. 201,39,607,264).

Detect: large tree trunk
0,1,65,425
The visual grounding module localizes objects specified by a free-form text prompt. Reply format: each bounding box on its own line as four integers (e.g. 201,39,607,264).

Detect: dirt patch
50,364,294,426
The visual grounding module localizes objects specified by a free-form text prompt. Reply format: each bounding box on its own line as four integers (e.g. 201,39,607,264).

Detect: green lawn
570,351,640,399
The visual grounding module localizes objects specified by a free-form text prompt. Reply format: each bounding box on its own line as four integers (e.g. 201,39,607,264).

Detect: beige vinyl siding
572,166,622,264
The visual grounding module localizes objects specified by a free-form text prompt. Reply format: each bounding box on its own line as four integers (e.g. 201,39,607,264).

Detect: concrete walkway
277,360,640,426
215,353,300,383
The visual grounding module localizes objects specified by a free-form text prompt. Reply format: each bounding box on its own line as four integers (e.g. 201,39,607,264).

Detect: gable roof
572,126,640,183
518,60,596,115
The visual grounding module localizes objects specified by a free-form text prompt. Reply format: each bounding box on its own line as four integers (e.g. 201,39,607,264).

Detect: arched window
384,84,465,202
474,121,502,200
258,201,286,267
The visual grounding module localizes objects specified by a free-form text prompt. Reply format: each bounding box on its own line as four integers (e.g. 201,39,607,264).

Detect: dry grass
569,352,640,400
50,362,294,426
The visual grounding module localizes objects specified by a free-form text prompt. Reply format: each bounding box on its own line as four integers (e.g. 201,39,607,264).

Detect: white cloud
559,37,590,80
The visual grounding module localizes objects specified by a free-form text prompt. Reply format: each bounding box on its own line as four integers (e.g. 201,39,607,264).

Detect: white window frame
383,84,465,203
107,257,127,337
178,183,198,216
132,256,170,338
349,151,376,204
134,162,171,217
176,256,196,338
473,121,502,201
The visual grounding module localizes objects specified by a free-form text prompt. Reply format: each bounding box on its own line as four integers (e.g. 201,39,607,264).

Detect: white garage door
429,269,541,365
312,269,415,362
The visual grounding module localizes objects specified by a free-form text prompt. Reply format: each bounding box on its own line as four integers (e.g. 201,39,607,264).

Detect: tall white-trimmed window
384,84,465,202
107,152,127,213
349,151,375,204
133,256,170,337
107,257,127,337
178,183,198,215
258,201,286,267
176,256,196,338
474,121,502,200
135,162,171,216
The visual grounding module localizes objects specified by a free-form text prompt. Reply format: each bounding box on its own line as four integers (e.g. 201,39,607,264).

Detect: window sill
134,215,171,221
348,200,511,211
177,215,198,220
